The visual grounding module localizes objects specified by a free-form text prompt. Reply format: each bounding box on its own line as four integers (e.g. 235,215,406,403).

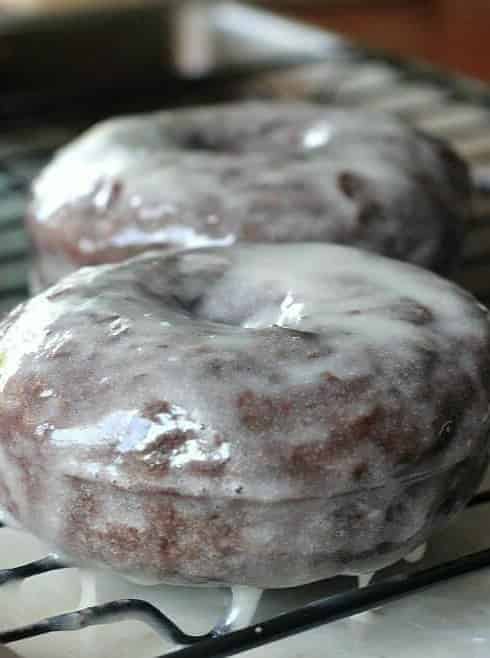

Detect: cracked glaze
0,243,489,587
27,102,470,289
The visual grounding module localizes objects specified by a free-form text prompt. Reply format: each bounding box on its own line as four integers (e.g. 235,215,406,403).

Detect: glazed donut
0,243,488,588
27,101,470,291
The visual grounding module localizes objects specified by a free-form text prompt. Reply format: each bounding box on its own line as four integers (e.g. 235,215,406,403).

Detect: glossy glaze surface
0,243,489,587
27,102,470,290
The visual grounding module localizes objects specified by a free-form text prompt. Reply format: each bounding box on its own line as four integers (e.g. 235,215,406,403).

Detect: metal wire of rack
2,9,490,658
2,493,490,657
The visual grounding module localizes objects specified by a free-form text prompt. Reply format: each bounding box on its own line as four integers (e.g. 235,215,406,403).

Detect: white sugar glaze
27,102,470,290
0,243,489,588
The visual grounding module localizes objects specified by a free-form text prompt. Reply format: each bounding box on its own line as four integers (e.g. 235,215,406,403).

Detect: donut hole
173,129,224,153
137,248,439,333
168,112,295,155
138,250,285,329
138,251,231,315
169,123,246,154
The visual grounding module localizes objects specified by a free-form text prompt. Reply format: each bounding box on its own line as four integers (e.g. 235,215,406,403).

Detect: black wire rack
2,493,490,657
2,7,490,658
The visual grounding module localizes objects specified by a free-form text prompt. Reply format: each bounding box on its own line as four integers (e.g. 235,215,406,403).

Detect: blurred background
270,0,490,81
1,0,489,90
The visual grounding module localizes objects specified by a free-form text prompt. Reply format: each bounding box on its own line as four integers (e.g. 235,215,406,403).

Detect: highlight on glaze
27,101,470,290
0,243,488,588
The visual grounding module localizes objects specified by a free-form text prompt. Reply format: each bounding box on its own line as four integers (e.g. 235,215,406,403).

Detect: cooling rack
2,5,490,658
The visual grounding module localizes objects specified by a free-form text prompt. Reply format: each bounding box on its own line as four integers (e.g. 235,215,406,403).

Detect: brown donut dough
0,243,489,588
27,102,470,290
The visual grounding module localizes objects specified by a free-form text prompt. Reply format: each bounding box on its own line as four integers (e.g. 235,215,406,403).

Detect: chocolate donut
27,101,470,291
0,243,488,588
